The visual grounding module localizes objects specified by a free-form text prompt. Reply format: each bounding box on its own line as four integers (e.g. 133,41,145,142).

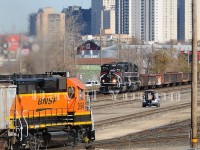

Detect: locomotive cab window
78,88,84,100
37,78,58,92
68,86,75,99
17,81,36,94
18,84,27,94
101,66,109,72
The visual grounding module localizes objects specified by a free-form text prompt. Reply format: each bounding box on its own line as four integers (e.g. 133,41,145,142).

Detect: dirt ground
93,89,200,149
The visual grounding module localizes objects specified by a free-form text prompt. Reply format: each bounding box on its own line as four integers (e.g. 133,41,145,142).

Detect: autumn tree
148,50,170,73
148,48,191,73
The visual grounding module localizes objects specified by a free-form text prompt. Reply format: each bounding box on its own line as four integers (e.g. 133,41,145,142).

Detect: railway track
90,84,196,110
89,84,193,102
94,101,200,130
94,118,199,149
91,84,192,101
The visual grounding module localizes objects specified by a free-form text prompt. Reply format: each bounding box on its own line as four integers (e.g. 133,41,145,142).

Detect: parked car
142,89,160,107
85,81,100,87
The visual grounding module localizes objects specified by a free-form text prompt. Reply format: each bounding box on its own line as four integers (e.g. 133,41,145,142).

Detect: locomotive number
38,97,57,105
78,102,84,110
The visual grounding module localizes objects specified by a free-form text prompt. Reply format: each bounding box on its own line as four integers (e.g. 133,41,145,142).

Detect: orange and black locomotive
0,71,95,149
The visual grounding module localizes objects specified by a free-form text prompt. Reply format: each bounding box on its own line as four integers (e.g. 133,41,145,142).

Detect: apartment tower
129,0,177,43
115,0,130,34
36,7,65,40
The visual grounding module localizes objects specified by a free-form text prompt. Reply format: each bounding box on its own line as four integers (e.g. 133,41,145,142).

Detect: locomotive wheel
0,139,8,150
27,133,43,150
0,130,9,150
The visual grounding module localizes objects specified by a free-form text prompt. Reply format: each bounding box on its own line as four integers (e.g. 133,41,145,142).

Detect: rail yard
0,52,198,149
0,71,199,150
47,84,200,150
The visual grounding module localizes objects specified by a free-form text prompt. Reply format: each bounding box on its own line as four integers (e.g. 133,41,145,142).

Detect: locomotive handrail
22,110,29,138
15,111,23,141
91,109,95,131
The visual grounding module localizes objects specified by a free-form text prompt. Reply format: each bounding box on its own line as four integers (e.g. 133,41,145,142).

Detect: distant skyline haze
0,0,91,33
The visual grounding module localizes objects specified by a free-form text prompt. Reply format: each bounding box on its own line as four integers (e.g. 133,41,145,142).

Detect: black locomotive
100,62,140,94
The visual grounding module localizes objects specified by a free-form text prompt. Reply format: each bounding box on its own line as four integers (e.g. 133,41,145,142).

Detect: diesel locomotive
100,62,141,93
0,72,95,149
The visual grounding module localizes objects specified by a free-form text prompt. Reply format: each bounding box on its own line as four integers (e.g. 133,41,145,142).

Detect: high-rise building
91,0,115,35
129,0,150,42
29,13,37,36
129,0,177,43
178,0,200,42
115,0,130,34
36,7,65,40
162,0,177,42
62,6,91,35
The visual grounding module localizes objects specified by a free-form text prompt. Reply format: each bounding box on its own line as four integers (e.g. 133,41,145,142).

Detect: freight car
0,72,95,150
100,62,140,94
139,72,192,89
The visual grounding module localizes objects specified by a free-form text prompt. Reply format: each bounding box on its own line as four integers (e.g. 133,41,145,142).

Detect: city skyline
0,0,91,33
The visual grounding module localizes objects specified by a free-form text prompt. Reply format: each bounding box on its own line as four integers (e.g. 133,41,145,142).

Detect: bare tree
22,12,84,74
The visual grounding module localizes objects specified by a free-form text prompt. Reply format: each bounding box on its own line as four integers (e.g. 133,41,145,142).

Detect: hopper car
0,71,95,149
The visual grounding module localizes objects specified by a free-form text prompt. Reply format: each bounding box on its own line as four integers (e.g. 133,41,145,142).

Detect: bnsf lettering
38,97,57,105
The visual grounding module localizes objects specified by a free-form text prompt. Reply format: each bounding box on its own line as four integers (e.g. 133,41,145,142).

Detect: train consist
100,62,193,94
0,72,95,149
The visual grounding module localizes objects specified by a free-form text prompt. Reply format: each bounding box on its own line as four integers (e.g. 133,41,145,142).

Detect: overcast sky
0,0,91,33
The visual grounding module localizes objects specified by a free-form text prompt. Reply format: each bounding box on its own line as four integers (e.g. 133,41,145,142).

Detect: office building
62,6,91,35
29,13,37,36
178,0,200,42
91,0,116,35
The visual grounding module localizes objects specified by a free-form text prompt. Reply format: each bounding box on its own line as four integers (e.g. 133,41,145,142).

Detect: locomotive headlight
102,79,105,83
112,79,117,83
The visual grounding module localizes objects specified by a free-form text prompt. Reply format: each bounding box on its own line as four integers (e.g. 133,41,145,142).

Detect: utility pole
73,42,77,77
191,0,198,148
100,29,102,66
63,35,66,70
100,10,103,66
117,34,120,61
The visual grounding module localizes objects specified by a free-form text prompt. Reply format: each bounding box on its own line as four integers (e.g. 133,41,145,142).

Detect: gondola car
0,72,95,150
140,74,164,89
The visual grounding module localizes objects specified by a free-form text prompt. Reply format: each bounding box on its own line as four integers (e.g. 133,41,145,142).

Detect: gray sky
0,0,91,33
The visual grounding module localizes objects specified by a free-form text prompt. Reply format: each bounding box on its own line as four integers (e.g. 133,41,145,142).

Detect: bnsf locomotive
100,62,141,93
0,72,95,149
